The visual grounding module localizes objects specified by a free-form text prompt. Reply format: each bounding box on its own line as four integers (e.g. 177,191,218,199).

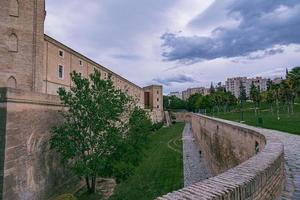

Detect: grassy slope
214,103,300,135
110,123,185,200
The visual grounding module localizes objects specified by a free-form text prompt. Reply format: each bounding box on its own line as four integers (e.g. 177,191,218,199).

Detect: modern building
0,0,163,122
225,77,267,99
168,91,182,99
182,87,210,101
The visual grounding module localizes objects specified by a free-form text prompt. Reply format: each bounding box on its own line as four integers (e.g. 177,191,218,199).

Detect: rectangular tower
0,0,45,92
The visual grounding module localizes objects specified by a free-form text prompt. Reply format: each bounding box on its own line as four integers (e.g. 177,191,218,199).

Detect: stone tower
0,0,45,92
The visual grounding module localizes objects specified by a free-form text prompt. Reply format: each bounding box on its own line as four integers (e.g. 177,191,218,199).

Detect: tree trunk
85,176,91,192
91,175,96,193
276,99,280,120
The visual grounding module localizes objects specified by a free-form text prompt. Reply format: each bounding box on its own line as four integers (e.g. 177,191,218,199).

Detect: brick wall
158,113,285,200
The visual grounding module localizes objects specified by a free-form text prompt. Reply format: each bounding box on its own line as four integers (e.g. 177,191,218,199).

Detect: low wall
0,88,82,200
158,112,285,200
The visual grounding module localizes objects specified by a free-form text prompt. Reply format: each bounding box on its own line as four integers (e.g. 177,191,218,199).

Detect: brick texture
157,113,285,200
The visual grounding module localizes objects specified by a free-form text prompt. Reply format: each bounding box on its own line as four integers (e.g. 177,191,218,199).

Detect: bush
151,122,164,131
55,194,77,200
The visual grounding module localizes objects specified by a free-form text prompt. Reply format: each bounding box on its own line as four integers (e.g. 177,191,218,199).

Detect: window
8,33,18,52
9,0,19,17
79,60,83,66
7,76,17,88
58,50,64,58
157,98,159,102
157,105,160,109
157,90,159,95
58,65,64,79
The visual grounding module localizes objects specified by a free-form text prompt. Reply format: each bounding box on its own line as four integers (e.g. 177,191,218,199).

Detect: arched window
7,76,17,88
8,33,18,52
9,0,19,17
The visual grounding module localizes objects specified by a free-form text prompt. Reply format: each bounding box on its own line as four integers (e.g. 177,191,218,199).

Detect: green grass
213,103,300,135
109,123,185,200
75,190,102,200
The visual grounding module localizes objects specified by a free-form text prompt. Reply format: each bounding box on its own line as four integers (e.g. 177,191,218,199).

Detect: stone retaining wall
0,88,82,200
157,112,285,200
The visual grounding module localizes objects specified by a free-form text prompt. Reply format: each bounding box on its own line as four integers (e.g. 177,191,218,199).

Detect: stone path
258,128,300,200
182,123,212,187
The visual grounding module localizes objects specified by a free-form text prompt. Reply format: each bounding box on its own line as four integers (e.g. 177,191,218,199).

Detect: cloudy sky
45,0,300,94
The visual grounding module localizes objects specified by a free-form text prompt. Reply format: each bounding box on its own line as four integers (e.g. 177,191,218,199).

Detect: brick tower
0,0,45,92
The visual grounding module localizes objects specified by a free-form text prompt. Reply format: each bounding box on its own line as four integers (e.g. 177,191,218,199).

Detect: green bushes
151,122,164,131
55,194,77,200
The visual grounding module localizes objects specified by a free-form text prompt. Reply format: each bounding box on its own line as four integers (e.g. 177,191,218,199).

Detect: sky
45,0,300,94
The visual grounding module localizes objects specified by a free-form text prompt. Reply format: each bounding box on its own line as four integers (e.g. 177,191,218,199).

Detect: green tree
164,96,186,110
186,93,202,112
287,67,300,99
209,82,215,94
50,70,136,193
112,107,152,182
280,79,295,116
239,81,247,121
250,83,261,116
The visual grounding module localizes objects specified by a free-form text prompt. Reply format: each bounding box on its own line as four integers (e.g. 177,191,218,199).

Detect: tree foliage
50,70,151,193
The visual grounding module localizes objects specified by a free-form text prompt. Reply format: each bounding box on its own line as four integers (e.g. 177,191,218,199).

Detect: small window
79,60,83,66
157,98,159,102
157,105,160,109
9,0,19,17
157,90,159,95
59,50,64,58
58,65,64,79
8,33,18,52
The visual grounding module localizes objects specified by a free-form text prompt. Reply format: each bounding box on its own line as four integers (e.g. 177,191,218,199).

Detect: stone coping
157,113,284,199
0,87,61,106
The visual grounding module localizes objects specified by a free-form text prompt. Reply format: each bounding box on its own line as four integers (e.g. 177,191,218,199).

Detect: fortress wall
158,113,284,200
0,88,82,200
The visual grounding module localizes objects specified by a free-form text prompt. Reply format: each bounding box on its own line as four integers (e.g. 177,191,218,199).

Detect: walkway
259,128,300,200
215,118,300,200
182,123,212,187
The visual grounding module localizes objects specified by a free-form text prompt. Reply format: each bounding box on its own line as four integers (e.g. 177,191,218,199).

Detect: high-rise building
225,77,267,98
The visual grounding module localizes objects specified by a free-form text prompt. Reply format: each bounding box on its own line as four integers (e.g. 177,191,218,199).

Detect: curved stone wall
157,113,285,200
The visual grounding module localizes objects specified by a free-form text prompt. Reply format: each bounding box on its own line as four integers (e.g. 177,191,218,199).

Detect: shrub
151,122,164,131
55,194,77,200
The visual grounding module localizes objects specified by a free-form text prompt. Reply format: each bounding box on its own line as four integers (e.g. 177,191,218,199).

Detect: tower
0,0,45,92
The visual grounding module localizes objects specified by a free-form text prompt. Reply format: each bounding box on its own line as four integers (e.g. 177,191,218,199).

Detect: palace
0,0,163,122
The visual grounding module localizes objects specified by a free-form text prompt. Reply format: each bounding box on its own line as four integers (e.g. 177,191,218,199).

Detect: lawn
213,103,300,135
109,123,185,200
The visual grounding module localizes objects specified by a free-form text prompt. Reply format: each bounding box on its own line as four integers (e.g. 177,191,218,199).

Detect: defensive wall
0,88,84,200
158,112,285,200
0,87,164,200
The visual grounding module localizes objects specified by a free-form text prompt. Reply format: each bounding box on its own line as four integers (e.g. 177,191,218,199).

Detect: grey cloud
247,48,284,60
161,1,300,63
110,54,142,60
153,74,197,86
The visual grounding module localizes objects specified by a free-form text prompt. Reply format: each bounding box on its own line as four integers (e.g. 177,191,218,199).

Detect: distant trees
163,95,186,110
165,66,300,121
184,90,236,114
250,83,261,116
